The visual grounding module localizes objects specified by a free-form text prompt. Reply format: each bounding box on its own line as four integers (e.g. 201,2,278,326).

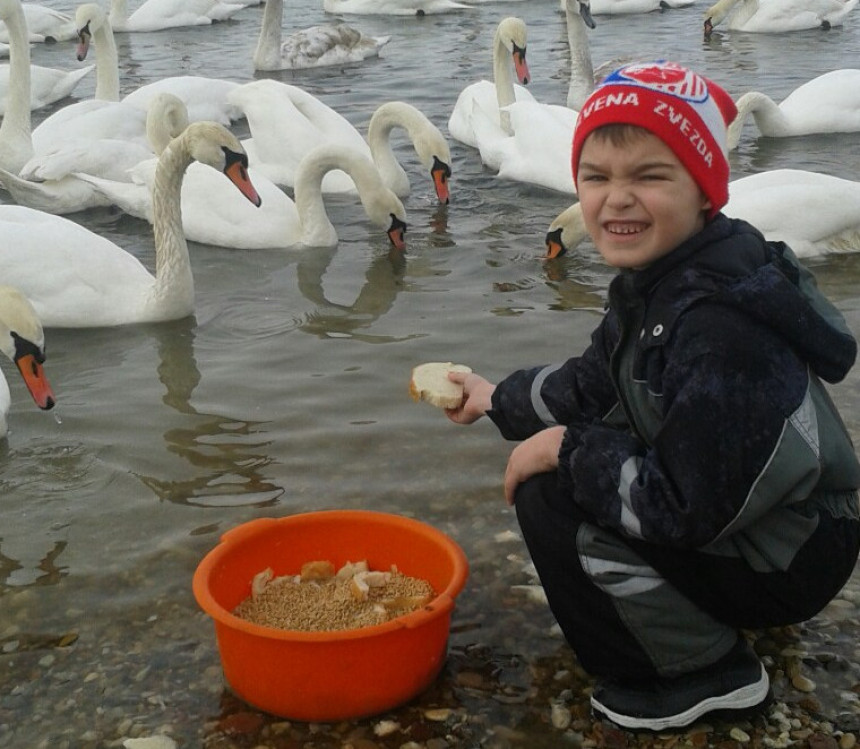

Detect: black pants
514,472,860,681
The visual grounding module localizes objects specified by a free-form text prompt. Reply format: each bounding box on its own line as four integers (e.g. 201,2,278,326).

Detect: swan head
176,122,262,207
703,0,732,32
75,3,107,62
431,156,451,205
363,181,408,250
567,0,596,30
497,17,530,85
362,185,407,250
545,203,587,259
0,287,55,411
411,126,452,204
146,92,190,155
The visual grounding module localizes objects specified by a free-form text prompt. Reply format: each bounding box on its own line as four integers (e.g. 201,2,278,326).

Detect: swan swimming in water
253,0,390,70
229,83,451,200
0,286,55,440
108,0,249,32
727,69,860,149
0,122,262,328
448,16,534,149
0,1,76,43
703,0,859,38
467,1,596,193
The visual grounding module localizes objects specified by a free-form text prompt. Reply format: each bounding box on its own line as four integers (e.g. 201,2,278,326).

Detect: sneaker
590,638,770,731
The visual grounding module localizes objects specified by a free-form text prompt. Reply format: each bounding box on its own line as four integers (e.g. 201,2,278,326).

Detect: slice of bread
409,362,472,409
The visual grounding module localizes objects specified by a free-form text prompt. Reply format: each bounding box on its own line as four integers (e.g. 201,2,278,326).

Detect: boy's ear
700,191,713,212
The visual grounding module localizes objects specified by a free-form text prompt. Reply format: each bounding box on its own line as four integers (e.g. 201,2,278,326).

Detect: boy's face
577,130,711,270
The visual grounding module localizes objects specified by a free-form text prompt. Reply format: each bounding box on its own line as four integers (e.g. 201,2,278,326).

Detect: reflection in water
139,321,284,508
295,243,419,343
0,540,68,592
138,416,283,508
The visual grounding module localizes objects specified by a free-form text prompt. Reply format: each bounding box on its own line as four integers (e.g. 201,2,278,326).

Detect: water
3,1,860,747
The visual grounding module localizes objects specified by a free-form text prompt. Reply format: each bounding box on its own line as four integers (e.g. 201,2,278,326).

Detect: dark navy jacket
490,215,860,568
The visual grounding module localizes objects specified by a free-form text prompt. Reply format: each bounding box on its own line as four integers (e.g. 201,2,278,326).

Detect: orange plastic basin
192,509,469,721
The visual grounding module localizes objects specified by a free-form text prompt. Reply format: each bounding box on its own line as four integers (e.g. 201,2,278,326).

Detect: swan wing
449,80,535,148
0,64,93,113
228,80,369,191
725,169,860,255
122,76,243,125
489,102,578,194
0,205,155,327
20,138,153,182
778,69,860,133
125,0,245,31
31,101,149,154
0,5,76,43
0,168,114,214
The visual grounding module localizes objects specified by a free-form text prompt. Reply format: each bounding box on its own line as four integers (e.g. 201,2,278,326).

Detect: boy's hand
504,426,565,505
444,372,496,424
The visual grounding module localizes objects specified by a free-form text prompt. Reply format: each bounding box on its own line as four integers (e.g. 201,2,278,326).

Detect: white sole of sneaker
590,664,770,732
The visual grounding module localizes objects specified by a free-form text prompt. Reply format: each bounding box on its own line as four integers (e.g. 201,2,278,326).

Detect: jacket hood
631,214,857,383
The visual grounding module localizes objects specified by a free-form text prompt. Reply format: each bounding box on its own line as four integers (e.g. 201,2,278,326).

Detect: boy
444,61,860,731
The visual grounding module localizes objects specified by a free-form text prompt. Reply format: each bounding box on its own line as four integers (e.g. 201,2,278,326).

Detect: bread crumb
234,560,435,632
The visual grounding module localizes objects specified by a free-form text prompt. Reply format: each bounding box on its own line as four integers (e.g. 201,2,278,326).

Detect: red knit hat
571,61,737,220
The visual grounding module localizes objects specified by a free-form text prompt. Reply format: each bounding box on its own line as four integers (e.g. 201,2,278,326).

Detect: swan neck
492,29,516,114
94,20,120,101
565,6,594,110
295,154,339,245
109,0,129,28
253,0,283,70
367,103,428,191
151,138,194,304
730,91,790,144
0,1,33,150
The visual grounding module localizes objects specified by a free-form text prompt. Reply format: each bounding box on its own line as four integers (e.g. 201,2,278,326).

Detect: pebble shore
2,526,859,748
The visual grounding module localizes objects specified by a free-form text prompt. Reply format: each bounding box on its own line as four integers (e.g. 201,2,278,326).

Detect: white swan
545,169,860,259
448,17,534,148
727,69,860,149
589,0,695,13
723,169,860,257
0,122,262,328
229,82,452,199
0,285,55,439
253,0,389,70
704,0,858,36
83,142,409,251
0,91,189,214
108,0,248,32
323,0,471,15
0,2,76,43
465,2,595,193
